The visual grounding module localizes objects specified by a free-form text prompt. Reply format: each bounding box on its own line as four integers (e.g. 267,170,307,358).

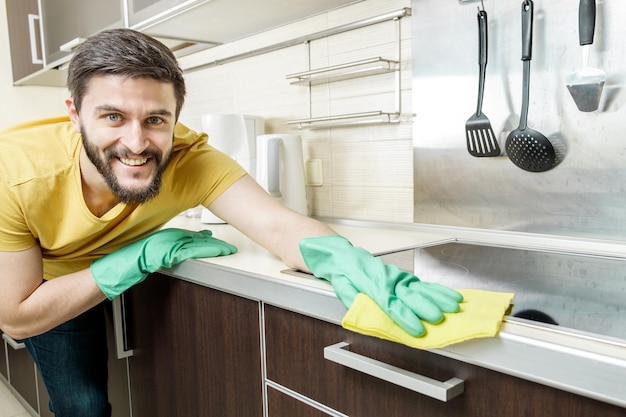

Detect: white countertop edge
165,259,347,325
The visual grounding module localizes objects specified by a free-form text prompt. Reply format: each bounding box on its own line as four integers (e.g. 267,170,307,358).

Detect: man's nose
121,123,150,155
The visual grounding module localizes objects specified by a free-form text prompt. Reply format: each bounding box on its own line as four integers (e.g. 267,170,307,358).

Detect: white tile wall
180,0,413,223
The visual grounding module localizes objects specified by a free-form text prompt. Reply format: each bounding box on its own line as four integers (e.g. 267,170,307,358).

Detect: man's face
68,75,177,205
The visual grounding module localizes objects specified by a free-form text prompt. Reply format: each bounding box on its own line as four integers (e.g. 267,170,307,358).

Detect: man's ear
66,98,81,132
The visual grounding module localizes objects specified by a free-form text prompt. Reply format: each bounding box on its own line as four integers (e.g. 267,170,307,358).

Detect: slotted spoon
505,0,556,172
465,4,500,157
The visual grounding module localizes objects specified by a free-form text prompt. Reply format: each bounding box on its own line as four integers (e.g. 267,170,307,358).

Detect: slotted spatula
465,4,500,157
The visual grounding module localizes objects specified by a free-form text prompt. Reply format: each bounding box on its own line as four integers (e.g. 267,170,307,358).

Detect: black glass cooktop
284,241,626,343
376,242,626,342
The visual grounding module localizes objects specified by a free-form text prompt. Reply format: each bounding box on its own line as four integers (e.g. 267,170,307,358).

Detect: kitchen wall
1,0,413,223
412,0,626,242
0,2,66,129
178,0,414,223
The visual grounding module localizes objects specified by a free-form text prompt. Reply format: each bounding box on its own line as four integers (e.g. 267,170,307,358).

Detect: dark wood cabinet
5,0,43,82
3,335,38,412
4,278,624,417
1,308,131,417
264,304,625,417
125,273,263,417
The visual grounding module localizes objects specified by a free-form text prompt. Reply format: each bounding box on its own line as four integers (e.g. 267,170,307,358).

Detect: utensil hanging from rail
465,1,500,157
505,0,557,172
565,0,605,112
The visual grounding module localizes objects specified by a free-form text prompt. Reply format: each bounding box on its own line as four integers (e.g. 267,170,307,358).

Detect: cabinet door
126,273,263,417
103,303,132,417
128,0,359,44
3,335,38,412
264,304,626,417
2,311,131,417
5,0,44,81
39,0,123,66
127,0,201,28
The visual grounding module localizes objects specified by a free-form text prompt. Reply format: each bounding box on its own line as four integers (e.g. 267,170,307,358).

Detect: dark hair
67,28,186,118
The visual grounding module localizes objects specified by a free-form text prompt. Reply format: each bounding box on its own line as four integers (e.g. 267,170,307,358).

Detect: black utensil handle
579,0,596,46
521,0,533,61
478,10,488,66
475,9,488,115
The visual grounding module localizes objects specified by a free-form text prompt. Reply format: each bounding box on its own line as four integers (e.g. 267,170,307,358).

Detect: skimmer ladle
505,0,556,172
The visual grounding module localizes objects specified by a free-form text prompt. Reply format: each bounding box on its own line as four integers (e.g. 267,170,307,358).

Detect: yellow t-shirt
0,116,247,279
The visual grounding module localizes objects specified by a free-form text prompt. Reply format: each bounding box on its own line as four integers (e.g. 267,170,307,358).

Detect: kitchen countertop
163,215,626,408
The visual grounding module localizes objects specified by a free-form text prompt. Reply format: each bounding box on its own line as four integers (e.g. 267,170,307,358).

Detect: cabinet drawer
267,386,332,417
264,304,625,417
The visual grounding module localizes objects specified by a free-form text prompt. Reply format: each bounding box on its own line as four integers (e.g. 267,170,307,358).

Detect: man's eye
147,116,163,125
107,114,120,122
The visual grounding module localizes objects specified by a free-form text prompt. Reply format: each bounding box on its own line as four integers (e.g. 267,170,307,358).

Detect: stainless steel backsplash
411,0,626,241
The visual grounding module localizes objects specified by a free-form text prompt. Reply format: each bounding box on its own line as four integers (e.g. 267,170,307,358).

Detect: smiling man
74,76,176,210
0,29,461,416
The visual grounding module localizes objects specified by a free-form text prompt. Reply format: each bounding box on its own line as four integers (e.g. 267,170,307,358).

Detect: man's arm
0,245,106,339
210,175,464,337
208,174,337,271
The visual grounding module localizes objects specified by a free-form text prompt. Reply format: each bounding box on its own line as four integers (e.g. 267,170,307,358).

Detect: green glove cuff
91,228,237,300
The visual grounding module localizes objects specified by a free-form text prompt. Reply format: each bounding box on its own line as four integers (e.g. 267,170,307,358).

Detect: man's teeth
120,157,148,166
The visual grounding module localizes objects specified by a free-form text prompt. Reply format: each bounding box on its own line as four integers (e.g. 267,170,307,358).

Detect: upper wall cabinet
39,0,123,68
5,0,122,86
6,0,360,86
128,0,361,44
6,0,43,82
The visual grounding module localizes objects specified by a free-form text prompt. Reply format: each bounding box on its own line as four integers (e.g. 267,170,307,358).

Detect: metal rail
184,8,411,72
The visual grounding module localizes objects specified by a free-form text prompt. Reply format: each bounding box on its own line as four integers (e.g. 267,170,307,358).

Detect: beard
81,127,173,205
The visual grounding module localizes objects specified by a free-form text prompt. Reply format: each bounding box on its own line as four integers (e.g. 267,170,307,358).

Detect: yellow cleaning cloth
342,289,514,349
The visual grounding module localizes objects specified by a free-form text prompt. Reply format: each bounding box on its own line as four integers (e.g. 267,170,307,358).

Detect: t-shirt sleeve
0,178,36,252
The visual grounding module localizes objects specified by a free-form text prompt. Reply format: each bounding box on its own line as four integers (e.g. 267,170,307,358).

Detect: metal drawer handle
59,37,86,53
27,14,43,65
324,342,464,402
112,295,134,359
2,333,26,350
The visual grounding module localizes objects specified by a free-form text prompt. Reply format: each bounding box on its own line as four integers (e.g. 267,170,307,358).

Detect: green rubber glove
91,228,237,300
299,235,463,337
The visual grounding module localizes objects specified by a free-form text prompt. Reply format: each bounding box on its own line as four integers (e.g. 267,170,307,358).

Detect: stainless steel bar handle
112,295,134,359
324,342,464,402
2,333,26,350
59,37,86,53
27,14,43,65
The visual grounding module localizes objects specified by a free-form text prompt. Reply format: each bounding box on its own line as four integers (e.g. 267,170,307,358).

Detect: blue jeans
24,303,112,417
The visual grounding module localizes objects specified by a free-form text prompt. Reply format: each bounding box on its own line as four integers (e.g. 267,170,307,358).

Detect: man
0,29,461,416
